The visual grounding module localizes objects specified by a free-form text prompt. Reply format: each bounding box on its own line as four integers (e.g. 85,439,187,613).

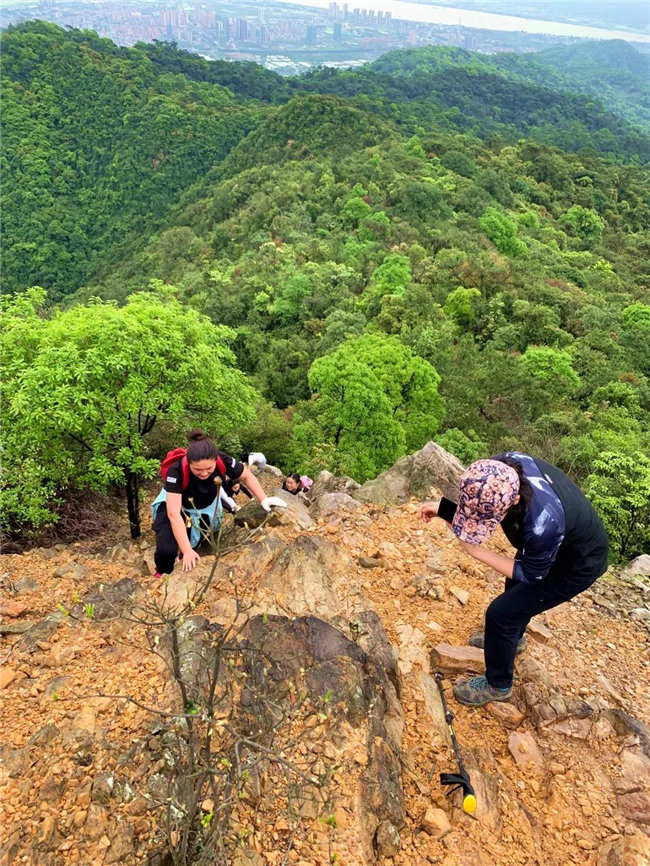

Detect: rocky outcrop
353,441,464,505
309,470,360,502
621,555,650,579
309,491,362,521
172,613,406,862
234,489,313,531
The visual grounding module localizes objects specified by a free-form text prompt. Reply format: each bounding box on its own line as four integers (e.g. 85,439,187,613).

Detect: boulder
353,441,464,505
309,491,362,520
234,489,313,531
421,806,451,838
617,791,650,825
258,534,356,622
241,615,406,860
417,672,452,748
309,470,360,502
17,612,64,653
74,577,142,620
605,710,650,759
487,701,525,729
621,555,650,578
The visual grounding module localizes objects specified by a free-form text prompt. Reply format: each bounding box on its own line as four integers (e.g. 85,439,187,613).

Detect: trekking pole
434,672,477,815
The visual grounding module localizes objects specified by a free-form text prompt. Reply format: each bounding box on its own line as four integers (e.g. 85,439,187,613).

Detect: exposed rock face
309,470,360,502
353,441,464,505
258,534,356,620
241,615,405,861
597,831,650,866
310,491,362,520
234,488,313,531
621,555,650,578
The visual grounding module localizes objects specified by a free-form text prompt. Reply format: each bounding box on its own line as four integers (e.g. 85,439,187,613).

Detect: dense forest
2,22,649,559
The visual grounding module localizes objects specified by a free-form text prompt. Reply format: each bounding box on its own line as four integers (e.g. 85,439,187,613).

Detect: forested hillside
2,23,650,558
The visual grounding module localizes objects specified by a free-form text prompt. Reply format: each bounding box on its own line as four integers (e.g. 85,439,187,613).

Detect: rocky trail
1,445,649,866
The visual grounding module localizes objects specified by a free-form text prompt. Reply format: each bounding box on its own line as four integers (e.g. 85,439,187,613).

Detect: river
280,0,650,44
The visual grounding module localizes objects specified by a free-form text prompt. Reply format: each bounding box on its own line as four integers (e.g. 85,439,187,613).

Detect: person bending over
419,453,608,706
152,430,285,575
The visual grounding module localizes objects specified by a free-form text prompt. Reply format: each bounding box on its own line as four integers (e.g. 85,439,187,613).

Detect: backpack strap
181,456,190,490
179,454,227,490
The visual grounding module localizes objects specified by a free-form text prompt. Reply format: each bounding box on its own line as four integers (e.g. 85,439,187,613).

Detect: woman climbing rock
152,430,285,576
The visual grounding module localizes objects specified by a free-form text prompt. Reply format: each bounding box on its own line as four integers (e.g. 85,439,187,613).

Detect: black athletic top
163,453,244,509
497,453,609,583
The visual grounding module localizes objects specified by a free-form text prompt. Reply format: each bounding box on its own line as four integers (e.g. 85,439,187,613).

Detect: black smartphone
437,497,457,523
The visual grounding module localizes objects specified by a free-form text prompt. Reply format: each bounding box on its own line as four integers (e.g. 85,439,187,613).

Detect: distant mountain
3,24,650,299
491,40,650,131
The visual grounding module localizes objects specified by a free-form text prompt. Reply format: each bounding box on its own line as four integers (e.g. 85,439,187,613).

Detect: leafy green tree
586,452,650,561
562,205,604,247
479,207,527,257
440,149,476,177
443,286,482,331
296,334,444,479
520,346,580,400
360,253,412,318
436,428,486,465
296,353,404,481
2,285,256,537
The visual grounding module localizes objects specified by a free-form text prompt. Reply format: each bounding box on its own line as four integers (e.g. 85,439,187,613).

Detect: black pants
484,570,599,689
153,507,211,575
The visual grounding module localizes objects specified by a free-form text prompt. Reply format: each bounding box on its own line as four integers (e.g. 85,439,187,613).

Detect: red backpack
160,448,226,491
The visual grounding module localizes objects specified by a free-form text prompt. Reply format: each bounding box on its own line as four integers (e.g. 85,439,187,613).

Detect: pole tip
462,793,477,815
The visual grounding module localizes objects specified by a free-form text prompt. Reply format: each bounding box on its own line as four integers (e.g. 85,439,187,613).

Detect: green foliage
479,208,527,257
1,285,257,533
440,150,476,178
3,25,650,525
520,347,581,399
1,23,257,298
294,335,444,480
436,428,486,465
562,206,604,247
586,452,650,561
443,287,482,331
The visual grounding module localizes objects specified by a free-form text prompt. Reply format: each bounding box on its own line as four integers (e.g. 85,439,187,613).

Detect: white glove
248,452,267,469
261,496,287,512
232,503,242,512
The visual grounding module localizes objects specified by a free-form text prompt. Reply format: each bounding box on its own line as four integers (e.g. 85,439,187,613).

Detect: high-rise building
259,24,268,45
235,17,248,40
333,22,342,40
306,24,317,45
342,4,349,19
329,2,338,17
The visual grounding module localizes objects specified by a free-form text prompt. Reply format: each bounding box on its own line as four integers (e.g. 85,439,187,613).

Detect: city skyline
2,0,648,78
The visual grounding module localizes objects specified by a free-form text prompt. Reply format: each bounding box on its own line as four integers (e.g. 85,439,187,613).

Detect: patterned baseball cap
451,459,520,544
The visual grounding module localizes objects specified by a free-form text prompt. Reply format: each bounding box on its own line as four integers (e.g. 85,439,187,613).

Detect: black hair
492,453,533,516
186,428,219,464
282,472,303,493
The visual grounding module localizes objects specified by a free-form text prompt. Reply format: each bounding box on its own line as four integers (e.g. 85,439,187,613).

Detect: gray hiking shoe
453,675,513,707
468,631,527,654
